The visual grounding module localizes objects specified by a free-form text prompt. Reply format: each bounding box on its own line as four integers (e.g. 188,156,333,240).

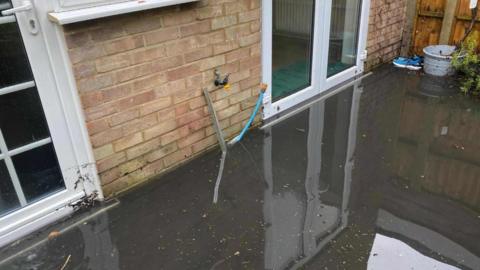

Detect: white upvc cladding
56,0,128,12
49,0,200,25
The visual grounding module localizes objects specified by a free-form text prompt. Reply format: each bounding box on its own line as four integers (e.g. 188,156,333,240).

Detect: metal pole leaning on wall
202,88,227,204
203,84,267,203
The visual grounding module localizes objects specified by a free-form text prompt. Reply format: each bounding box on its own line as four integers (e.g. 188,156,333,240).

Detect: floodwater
1,66,479,269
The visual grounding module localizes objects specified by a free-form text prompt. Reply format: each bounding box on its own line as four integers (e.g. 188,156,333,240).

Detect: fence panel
450,0,480,46
412,0,446,54
411,0,480,54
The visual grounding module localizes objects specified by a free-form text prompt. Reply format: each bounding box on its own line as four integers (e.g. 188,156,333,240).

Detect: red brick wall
366,0,408,69
63,0,262,196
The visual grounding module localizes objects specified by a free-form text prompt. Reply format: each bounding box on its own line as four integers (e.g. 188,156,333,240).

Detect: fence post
402,0,418,56
439,0,458,44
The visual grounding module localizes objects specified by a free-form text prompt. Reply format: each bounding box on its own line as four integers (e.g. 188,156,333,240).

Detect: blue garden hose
209,84,267,204
228,90,265,146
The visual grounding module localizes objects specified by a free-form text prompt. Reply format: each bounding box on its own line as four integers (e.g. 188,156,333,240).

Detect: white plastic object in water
470,0,477,9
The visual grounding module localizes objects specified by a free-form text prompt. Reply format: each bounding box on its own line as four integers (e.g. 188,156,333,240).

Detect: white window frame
49,0,200,25
323,0,370,90
54,0,132,12
262,0,370,119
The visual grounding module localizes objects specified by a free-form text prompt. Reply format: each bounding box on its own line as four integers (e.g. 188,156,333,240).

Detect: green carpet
272,61,310,99
272,61,351,100
327,62,350,77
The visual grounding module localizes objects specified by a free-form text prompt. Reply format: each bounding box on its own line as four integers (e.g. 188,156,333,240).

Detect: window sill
48,0,199,25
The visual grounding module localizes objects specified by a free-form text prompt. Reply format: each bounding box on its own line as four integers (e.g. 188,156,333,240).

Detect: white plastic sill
48,0,199,25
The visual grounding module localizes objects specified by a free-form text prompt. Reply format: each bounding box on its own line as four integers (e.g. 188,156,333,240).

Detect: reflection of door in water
263,84,362,269
0,0,64,217
3,212,120,270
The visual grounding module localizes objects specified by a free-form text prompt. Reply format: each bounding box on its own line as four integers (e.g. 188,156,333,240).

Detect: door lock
1,1,39,35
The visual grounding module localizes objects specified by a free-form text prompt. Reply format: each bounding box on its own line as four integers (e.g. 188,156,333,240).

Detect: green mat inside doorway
272,61,350,100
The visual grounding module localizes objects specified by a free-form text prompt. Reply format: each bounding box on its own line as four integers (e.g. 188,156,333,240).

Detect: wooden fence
412,0,480,55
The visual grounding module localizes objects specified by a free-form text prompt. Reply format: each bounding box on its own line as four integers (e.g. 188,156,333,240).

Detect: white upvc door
0,0,100,247
261,0,324,118
262,0,370,119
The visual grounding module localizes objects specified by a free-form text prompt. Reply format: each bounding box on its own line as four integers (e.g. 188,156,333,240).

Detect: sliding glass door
262,0,369,119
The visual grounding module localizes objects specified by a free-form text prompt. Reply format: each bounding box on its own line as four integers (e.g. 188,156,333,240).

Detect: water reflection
367,233,463,270
379,72,480,269
0,67,479,270
419,73,457,98
353,68,480,270
261,69,480,269
392,82,480,210
375,210,478,269
1,211,119,270
263,84,362,269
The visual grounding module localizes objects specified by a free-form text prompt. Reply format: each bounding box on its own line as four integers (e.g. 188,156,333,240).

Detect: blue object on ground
393,56,423,71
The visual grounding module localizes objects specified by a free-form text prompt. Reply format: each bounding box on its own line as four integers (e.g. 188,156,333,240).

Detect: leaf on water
48,230,61,240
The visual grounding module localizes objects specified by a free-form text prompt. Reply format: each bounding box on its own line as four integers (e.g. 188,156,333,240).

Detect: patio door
0,0,87,246
262,0,369,118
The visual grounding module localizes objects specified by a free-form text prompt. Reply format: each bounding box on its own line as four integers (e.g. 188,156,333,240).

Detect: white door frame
323,0,370,90
262,0,370,119
0,0,102,247
261,0,325,118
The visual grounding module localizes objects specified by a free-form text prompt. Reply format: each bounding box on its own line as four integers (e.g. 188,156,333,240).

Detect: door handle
1,1,32,16
1,1,39,35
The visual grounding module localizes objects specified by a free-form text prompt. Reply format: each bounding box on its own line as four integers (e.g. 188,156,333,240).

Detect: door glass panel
272,0,315,101
0,87,50,149
328,0,362,77
12,144,64,203
0,17,34,88
0,160,20,216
